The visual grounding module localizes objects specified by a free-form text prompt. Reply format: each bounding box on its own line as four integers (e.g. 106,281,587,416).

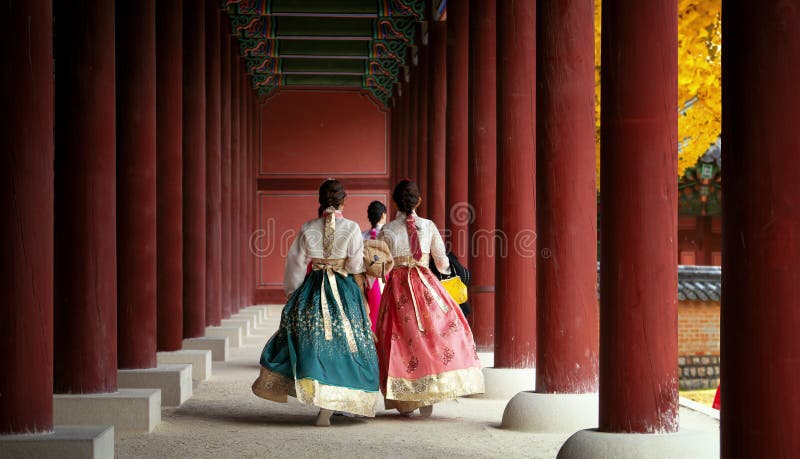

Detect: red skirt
376,265,484,411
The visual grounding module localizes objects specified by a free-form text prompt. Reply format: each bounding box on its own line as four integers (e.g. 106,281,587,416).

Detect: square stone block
157,350,212,381
183,336,230,361
118,365,192,406
233,310,261,328
248,305,269,321
206,326,243,347
54,389,161,433
221,318,251,336
0,426,114,459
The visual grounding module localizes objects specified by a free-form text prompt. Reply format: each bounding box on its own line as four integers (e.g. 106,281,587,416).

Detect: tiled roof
596,264,722,302
677,265,722,302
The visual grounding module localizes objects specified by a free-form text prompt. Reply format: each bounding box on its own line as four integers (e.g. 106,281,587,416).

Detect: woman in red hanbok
376,180,484,416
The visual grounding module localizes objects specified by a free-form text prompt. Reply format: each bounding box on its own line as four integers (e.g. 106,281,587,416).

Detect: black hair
318,179,347,216
392,180,421,215
367,201,387,228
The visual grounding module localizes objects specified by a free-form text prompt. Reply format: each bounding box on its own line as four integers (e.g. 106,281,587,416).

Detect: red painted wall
260,90,388,177
256,90,390,302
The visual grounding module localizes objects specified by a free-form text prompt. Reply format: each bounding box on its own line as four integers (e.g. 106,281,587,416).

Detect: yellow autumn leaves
594,0,722,184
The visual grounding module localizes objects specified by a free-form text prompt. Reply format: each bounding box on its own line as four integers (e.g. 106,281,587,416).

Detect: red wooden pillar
398,82,409,181
239,68,248,308
408,64,420,183
599,0,678,432
390,95,401,215
427,20,447,229
244,88,253,307
0,0,54,433
205,0,222,327
446,0,470,260
416,35,430,216
230,50,241,314
182,1,207,338
220,20,233,319
117,0,158,369
54,0,118,393
156,0,184,352
536,0,598,393
722,2,800,455
467,0,497,349
494,0,536,369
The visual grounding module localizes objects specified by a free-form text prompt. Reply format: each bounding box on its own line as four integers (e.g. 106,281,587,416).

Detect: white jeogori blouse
379,211,451,275
283,216,365,296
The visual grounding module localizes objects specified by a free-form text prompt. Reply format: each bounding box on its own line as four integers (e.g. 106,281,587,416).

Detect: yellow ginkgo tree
594,0,722,185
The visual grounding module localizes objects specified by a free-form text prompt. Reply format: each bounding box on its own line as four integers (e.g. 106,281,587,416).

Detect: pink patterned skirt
366,278,382,332
376,263,484,412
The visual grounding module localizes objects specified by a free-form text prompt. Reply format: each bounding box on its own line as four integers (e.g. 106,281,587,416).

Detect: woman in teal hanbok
252,179,379,426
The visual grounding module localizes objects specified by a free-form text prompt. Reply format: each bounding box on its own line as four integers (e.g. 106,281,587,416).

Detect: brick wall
678,300,720,389
679,300,720,355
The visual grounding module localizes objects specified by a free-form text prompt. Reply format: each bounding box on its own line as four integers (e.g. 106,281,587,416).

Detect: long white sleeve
429,221,451,275
283,230,309,296
346,225,366,274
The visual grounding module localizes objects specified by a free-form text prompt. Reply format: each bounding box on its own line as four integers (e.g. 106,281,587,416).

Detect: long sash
310,258,358,353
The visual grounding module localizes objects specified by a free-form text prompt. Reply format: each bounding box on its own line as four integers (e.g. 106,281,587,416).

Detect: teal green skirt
251,270,380,417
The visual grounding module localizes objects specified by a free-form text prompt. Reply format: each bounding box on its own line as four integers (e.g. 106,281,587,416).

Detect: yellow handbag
440,276,469,304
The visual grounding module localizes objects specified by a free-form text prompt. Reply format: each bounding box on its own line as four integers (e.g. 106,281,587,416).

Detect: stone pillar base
468,367,535,400
205,325,242,347
501,391,598,433
157,350,212,381
248,305,270,321
183,336,230,361
118,364,192,406
54,389,161,433
0,426,114,459
258,304,284,320
233,310,261,328
557,428,719,459
221,318,251,336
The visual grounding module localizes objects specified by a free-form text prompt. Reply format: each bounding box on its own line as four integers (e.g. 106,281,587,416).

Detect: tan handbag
363,239,394,281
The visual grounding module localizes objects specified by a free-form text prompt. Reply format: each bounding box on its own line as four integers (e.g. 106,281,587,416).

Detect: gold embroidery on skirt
253,367,379,417
251,367,293,403
385,366,485,405
295,378,379,418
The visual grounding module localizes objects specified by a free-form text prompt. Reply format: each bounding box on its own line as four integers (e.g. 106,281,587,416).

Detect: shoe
315,409,333,427
419,405,433,418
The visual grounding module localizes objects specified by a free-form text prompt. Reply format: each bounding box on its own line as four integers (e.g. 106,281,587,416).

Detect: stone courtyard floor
116,306,719,459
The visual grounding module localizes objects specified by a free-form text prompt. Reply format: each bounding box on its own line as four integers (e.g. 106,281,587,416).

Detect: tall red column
599,0,678,433
156,0,184,352
54,0,118,393
0,0,54,433
117,0,158,369
220,20,233,319
722,3,800,455
182,2,207,338
446,0,470,260
536,0,598,393
244,89,253,307
398,82,409,181
427,20,447,229
205,0,222,327
467,0,497,350
230,51,241,314
239,69,248,308
408,66,420,182
494,0,536,369
416,37,430,216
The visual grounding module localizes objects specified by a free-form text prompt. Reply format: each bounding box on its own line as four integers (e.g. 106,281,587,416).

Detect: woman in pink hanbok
376,180,484,416
362,201,387,332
